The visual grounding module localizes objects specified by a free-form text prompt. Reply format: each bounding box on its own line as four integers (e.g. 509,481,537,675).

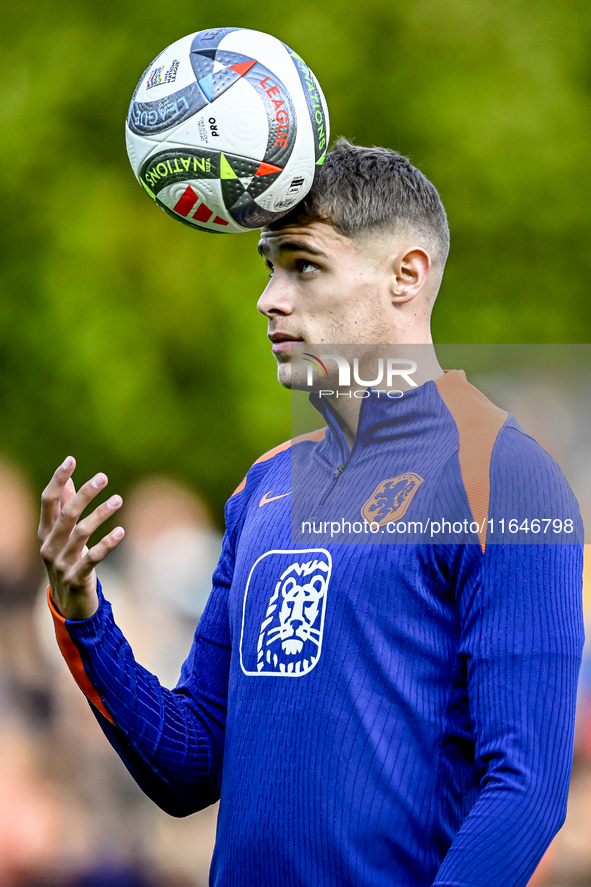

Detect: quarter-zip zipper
317,462,345,507
316,395,370,507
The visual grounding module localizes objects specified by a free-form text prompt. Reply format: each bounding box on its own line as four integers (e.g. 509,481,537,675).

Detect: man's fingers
39,460,124,620
72,527,126,584
61,477,76,506
48,472,109,550
61,494,123,562
39,456,76,541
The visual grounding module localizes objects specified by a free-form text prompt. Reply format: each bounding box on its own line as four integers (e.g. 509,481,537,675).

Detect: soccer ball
126,28,330,233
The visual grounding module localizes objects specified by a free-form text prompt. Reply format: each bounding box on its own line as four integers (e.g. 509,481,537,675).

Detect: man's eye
298,261,318,274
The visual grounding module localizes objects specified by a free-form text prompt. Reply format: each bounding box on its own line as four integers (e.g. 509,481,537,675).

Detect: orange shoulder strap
435,371,508,552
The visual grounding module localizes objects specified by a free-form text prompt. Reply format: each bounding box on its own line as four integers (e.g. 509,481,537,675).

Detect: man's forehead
258,220,353,258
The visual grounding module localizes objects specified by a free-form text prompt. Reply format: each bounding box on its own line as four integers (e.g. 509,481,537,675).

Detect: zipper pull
332,462,345,479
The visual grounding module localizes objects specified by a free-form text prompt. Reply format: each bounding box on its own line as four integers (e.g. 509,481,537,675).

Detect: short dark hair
271,138,450,270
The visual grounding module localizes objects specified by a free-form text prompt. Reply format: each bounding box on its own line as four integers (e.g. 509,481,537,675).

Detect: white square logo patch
240,549,332,676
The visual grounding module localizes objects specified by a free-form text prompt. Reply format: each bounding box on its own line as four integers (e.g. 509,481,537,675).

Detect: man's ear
389,247,431,304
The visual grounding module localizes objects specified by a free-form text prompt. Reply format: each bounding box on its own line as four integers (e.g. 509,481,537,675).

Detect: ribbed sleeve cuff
47,580,115,724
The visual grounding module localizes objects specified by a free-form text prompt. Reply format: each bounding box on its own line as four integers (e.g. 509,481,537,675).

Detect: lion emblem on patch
240,549,331,677
360,473,424,527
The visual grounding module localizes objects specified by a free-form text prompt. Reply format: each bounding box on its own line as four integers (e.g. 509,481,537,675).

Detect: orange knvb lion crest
360,473,424,527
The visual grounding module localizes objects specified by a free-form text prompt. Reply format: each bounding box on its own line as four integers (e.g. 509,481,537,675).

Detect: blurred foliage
2,0,591,523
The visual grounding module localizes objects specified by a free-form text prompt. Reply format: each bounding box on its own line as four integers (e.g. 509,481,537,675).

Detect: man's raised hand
39,456,125,620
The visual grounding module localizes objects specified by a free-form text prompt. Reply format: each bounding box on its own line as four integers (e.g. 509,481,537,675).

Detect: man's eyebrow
257,240,328,259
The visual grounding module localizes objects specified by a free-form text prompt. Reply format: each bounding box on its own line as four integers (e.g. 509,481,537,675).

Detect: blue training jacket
49,370,584,887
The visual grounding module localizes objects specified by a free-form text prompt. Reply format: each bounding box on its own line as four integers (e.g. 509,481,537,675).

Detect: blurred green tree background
2,0,590,522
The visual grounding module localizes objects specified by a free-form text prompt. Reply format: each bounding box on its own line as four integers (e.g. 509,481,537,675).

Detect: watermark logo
303,354,418,389
302,353,328,378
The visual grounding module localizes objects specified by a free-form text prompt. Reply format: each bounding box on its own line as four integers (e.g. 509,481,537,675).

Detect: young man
39,140,584,887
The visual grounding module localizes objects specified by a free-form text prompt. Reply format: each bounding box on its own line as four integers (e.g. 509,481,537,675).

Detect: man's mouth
269,333,304,355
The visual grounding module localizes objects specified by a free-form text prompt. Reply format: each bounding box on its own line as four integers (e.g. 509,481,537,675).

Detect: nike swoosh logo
259,490,291,507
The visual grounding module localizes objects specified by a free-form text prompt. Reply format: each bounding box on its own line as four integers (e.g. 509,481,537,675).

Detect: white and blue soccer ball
126,28,330,233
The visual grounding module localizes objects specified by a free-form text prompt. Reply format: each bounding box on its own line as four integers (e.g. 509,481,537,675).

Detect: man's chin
277,362,312,391
277,362,292,389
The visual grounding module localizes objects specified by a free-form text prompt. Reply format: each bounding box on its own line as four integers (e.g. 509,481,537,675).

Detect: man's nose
257,274,293,318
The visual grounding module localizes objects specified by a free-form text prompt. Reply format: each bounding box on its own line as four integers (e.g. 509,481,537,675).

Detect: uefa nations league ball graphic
126,28,330,233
